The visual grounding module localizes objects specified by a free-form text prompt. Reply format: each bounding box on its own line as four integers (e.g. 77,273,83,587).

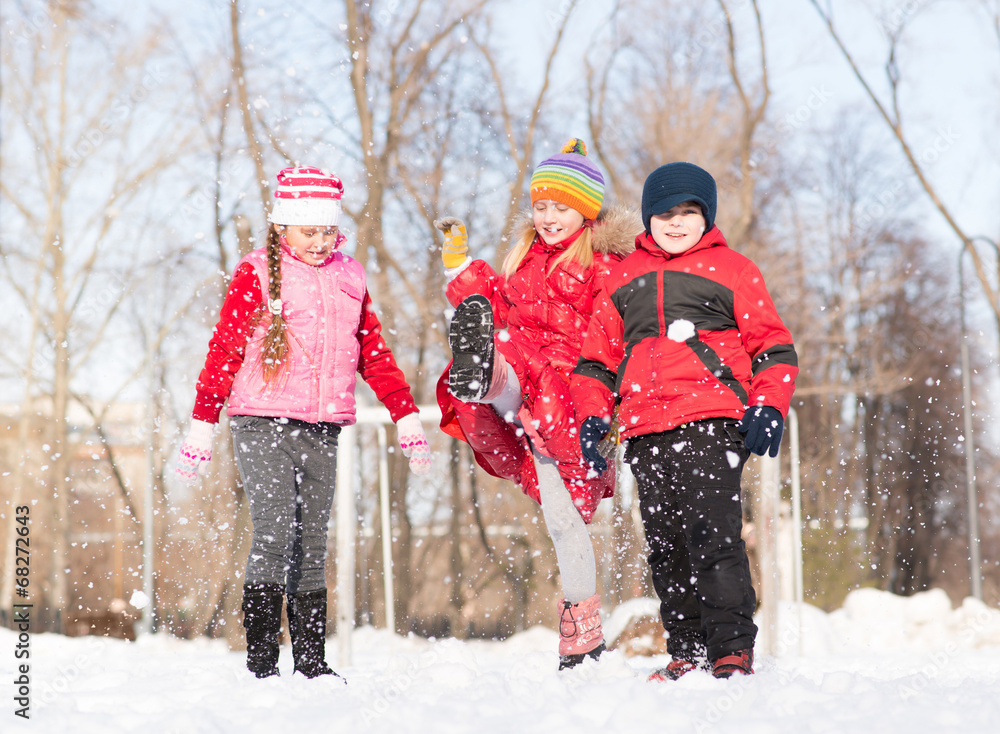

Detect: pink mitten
396,413,432,476
176,419,215,483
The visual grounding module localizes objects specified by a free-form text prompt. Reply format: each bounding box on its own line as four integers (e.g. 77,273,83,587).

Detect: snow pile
602,596,661,645
829,588,1000,652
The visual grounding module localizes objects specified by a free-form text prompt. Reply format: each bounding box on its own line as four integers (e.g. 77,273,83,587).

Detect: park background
1,0,1000,658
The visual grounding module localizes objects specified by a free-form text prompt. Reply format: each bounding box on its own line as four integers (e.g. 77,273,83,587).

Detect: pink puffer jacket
227,247,368,424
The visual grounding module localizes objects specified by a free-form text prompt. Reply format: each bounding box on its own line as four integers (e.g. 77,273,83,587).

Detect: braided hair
259,225,290,385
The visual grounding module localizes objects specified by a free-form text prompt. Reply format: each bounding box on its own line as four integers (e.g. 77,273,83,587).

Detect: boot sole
558,641,606,670
448,295,495,401
295,665,345,681
711,651,754,678
647,659,708,681
712,665,753,679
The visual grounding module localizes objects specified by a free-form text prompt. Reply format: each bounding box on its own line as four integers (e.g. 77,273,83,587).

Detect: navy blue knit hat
641,162,717,234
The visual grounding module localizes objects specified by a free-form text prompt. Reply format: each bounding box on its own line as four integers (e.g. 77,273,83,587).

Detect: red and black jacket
571,226,797,439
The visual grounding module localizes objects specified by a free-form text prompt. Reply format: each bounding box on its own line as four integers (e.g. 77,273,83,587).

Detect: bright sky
763,0,999,243
506,0,998,245
146,0,998,247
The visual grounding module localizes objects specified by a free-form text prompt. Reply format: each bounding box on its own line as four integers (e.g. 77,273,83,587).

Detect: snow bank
3,588,999,733
824,588,1000,652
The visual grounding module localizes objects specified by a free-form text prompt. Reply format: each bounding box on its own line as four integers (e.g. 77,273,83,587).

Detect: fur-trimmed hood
508,204,641,258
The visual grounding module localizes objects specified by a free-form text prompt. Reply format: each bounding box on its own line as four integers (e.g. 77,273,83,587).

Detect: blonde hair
501,220,597,278
258,226,290,385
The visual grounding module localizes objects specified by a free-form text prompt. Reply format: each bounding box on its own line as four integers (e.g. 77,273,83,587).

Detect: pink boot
558,594,606,670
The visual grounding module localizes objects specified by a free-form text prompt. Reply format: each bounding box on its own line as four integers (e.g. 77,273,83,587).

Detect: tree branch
805,0,999,323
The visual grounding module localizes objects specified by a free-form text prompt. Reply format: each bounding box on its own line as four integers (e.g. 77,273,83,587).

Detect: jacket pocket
339,274,364,301
723,419,751,461
551,264,589,302
231,414,263,431
337,272,365,333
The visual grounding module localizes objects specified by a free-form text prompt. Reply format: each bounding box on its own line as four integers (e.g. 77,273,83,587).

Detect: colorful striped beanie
267,166,344,226
530,139,605,220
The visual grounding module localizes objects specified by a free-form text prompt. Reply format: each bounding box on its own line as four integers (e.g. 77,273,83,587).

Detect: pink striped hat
267,166,344,226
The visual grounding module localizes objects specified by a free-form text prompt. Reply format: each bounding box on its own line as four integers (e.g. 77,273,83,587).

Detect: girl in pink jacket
177,166,431,680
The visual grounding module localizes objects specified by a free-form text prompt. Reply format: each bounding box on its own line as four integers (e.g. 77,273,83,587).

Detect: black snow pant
624,418,757,661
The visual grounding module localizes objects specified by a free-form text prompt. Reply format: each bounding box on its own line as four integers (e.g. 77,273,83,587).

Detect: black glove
579,416,611,475
737,406,784,457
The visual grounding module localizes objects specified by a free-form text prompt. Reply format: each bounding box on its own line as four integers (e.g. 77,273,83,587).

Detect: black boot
448,294,495,401
287,588,342,679
241,583,283,678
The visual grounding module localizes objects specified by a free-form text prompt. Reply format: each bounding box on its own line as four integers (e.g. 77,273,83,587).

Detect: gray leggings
231,415,340,594
534,453,597,602
490,365,597,603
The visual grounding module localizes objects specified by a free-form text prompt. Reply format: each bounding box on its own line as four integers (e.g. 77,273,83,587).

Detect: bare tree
584,2,752,225
783,111,971,603
336,0,489,632
716,0,769,247
230,0,275,212
807,0,1000,325
0,4,195,630
470,0,582,267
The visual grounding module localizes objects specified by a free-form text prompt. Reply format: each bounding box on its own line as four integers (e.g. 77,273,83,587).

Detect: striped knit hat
267,166,344,226
530,139,605,220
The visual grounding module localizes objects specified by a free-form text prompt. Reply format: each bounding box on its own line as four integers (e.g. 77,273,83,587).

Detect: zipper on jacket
282,258,319,373
657,271,666,335
316,263,329,417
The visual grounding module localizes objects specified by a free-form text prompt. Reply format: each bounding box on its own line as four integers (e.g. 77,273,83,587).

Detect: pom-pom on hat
267,166,344,226
530,138,605,220
641,162,717,234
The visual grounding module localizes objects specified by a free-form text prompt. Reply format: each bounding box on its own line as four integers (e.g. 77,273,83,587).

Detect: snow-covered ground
5,588,1000,733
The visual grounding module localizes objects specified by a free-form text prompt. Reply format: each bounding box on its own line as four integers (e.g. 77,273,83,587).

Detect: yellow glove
434,216,469,270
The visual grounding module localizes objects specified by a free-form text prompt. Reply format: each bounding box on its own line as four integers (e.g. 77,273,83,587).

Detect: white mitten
396,413,432,476
176,419,215,483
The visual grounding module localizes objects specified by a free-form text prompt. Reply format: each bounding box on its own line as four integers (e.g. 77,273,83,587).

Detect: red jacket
572,226,797,440
438,209,639,521
446,229,617,379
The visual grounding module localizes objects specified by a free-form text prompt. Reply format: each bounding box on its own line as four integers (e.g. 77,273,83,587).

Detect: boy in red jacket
571,162,797,679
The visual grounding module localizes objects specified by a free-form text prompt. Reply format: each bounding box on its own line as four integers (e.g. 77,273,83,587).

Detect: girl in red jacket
573,162,798,680
435,140,636,669
176,166,432,680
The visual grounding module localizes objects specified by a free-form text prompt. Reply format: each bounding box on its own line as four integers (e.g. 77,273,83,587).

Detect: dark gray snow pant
231,415,340,594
